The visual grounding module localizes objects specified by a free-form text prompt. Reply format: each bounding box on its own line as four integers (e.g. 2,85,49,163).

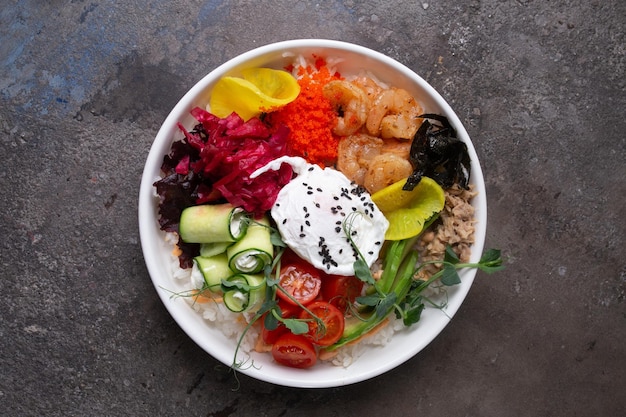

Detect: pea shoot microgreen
328,216,505,349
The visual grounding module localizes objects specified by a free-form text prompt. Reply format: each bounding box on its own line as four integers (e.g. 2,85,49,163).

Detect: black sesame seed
317,188,323,192
305,220,310,226
317,236,335,268
333,196,339,200
282,219,287,224
299,233,306,238
335,227,341,233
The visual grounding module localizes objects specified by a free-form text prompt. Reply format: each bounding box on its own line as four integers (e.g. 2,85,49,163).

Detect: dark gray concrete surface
1,0,624,416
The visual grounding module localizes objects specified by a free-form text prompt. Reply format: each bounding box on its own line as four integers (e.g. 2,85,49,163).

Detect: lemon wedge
371,176,445,241
209,68,300,120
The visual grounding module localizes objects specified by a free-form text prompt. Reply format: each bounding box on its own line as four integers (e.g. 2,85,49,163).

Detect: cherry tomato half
299,301,345,346
321,274,364,313
277,251,322,306
271,333,317,369
261,301,301,345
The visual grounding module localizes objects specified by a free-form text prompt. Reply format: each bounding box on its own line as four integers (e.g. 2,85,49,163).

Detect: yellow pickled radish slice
209,68,300,120
371,176,445,241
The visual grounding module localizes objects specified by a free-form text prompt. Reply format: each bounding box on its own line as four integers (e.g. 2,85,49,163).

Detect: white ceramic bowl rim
138,39,487,388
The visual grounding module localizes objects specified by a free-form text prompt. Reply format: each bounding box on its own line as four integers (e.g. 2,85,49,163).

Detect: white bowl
138,39,487,388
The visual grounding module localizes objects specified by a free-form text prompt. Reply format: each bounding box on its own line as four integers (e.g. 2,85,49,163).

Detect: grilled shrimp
323,80,370,136
336,133,384,185
363,153,414,194
350,75,384,104
366,87,423,140
381,138,412,160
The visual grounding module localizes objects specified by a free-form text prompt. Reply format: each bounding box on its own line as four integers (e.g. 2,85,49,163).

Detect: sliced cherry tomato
261,317,288,345
299,301,345,346
276,251,322,306
261,301,300,345
271,333,317,369
321,274,364,312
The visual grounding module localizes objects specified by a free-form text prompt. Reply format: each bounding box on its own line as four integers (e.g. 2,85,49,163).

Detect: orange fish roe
267,59,342,167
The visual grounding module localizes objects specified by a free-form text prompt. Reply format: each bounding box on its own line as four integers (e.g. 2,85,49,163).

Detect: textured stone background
1,0,624,416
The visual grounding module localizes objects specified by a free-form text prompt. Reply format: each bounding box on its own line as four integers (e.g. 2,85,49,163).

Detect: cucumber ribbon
227,216,273,274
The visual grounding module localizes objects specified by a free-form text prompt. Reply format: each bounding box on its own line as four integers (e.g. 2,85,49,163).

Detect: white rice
327,316,405,367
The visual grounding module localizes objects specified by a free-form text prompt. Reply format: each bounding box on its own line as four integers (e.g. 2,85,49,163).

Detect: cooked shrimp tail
366,87,423,140
336,133,383,186
323,80,370,136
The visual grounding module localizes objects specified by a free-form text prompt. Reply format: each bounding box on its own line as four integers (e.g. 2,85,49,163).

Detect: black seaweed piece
403,114,471,191
418,113,455,132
